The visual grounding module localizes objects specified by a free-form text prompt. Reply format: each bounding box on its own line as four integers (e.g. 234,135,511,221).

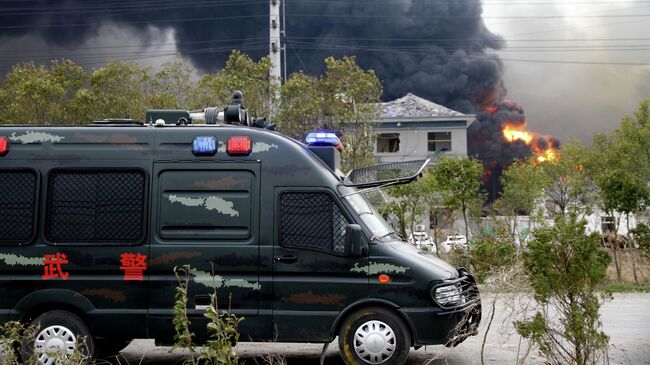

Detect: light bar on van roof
305,132,341,148
192,136,217,156
227,136,252,156
0,136,8,156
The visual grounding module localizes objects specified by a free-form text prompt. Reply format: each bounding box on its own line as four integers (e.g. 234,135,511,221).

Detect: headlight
433,284,464,306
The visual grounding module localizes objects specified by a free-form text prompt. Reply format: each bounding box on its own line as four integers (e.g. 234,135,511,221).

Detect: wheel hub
353,320,396,364
34,325,77,365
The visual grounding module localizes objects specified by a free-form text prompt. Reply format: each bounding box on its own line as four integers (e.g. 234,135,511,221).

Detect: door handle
274,254,298,264
195,295,211,311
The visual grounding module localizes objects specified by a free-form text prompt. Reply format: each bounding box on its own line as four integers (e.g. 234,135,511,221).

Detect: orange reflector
227,136,252,156
0,136,8,156
378,274,391,284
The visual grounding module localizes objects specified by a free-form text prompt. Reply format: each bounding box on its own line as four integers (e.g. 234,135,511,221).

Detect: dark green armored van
0,97,480,365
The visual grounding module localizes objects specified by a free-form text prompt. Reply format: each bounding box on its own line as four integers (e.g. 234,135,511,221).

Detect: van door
272,188,369,342
148,162,264,343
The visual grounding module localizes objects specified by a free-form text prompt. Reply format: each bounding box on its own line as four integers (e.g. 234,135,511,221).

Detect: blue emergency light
192,136,217,155
305,132,341,147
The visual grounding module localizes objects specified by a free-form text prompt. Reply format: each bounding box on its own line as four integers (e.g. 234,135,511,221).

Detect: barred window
280,192,348,254
0,170,37,244
45,170,146,244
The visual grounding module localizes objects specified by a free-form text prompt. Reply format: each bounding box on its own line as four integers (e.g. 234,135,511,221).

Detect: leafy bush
631,223,650,257
516,217,611,365
468,227,517,282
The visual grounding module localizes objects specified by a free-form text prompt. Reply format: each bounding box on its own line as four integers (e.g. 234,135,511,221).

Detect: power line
285,13,650,19
0,0,267,16
284,40,650,66
0,14,267,30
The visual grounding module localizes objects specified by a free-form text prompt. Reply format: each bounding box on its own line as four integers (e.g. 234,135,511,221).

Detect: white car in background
441,235,468,253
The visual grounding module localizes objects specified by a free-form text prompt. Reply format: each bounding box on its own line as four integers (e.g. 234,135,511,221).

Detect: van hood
387,241,458,280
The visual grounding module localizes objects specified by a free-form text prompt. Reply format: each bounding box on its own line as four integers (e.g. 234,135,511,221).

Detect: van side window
0,170,37,244
45,170,146,244
280,192,348,254
157,170,253,240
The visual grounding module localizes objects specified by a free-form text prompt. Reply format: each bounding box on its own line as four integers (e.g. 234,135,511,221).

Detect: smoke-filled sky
1,0,649,143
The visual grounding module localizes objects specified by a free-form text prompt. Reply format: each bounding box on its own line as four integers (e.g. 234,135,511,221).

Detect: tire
21,310,95,364
338,307,411,365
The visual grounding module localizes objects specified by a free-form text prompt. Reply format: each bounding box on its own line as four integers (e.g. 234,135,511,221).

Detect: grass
602,281,650,293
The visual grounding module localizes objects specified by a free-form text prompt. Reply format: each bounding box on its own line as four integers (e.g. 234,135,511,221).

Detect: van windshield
343,190,397,242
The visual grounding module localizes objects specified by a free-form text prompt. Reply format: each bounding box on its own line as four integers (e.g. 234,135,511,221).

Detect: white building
371,93,475,164
369,93,474,239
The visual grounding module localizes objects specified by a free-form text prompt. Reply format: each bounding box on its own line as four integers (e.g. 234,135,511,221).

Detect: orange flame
503,125,533,144
502,123,559,163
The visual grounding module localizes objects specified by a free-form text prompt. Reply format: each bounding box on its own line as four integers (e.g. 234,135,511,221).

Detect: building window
376,133,400,153
45,169,146,244
601,216,615,234
280,192,349,255
428,132,452,152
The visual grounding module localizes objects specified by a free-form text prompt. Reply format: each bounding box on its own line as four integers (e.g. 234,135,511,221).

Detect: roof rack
91,119,144,127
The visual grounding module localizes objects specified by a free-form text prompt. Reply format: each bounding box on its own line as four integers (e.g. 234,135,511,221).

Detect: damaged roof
376,93,466,119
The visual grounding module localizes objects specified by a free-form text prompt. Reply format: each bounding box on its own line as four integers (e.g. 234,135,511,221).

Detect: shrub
516,217,611,365
468,227,517,282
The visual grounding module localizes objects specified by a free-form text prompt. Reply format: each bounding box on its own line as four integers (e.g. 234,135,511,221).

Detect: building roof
376,93,466,119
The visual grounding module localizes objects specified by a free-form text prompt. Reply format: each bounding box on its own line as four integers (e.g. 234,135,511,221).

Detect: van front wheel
21,310,95,364
338,307,411,365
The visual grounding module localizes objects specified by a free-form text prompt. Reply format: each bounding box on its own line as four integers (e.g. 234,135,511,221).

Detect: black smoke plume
1,0,559,200
0,0,504,112
469,100,560,201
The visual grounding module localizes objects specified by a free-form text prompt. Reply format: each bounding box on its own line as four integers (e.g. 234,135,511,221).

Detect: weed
172,264,242,365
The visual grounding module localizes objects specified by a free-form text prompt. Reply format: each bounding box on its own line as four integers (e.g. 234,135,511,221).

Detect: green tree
420,171,454,253
495,157,547,243
275,71,322,139
380,181,425,239
147,57,196,110
586,101,650,281
0,61,64,124
51,59,90,124
277,56,381,170
320,56,381,170
88,60,148,119
195,51,278,118
432,156,485,240
516,217,611,365
537,141,597,219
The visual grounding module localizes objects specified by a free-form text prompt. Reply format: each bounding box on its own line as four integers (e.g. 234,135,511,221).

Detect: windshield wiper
372,231,398,242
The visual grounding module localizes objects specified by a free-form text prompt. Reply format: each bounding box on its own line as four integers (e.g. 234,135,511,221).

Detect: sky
482,0,650,142
1,0,649,144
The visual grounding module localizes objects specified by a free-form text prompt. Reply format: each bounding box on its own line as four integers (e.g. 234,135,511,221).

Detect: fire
534,147,558,163
503,125,533,144
501,124,559,163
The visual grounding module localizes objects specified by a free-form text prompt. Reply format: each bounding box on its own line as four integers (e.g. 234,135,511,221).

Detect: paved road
113,293,650,365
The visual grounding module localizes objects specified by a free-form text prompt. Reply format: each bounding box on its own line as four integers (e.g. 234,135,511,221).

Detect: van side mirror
345,224,368,257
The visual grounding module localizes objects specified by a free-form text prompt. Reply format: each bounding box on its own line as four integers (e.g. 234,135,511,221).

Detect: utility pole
269,0,282,84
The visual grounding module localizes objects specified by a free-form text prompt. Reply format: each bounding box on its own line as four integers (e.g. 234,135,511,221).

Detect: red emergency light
0,136,8,156
227,136,252,156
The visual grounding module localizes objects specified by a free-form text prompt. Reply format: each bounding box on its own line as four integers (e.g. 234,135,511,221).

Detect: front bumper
399,270,481,347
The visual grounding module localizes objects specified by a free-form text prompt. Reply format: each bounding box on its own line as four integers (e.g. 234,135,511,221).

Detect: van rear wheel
21,310,95,365
338,307,411,365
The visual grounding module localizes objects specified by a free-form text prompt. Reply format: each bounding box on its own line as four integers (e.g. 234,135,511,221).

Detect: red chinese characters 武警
120,253,147,281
